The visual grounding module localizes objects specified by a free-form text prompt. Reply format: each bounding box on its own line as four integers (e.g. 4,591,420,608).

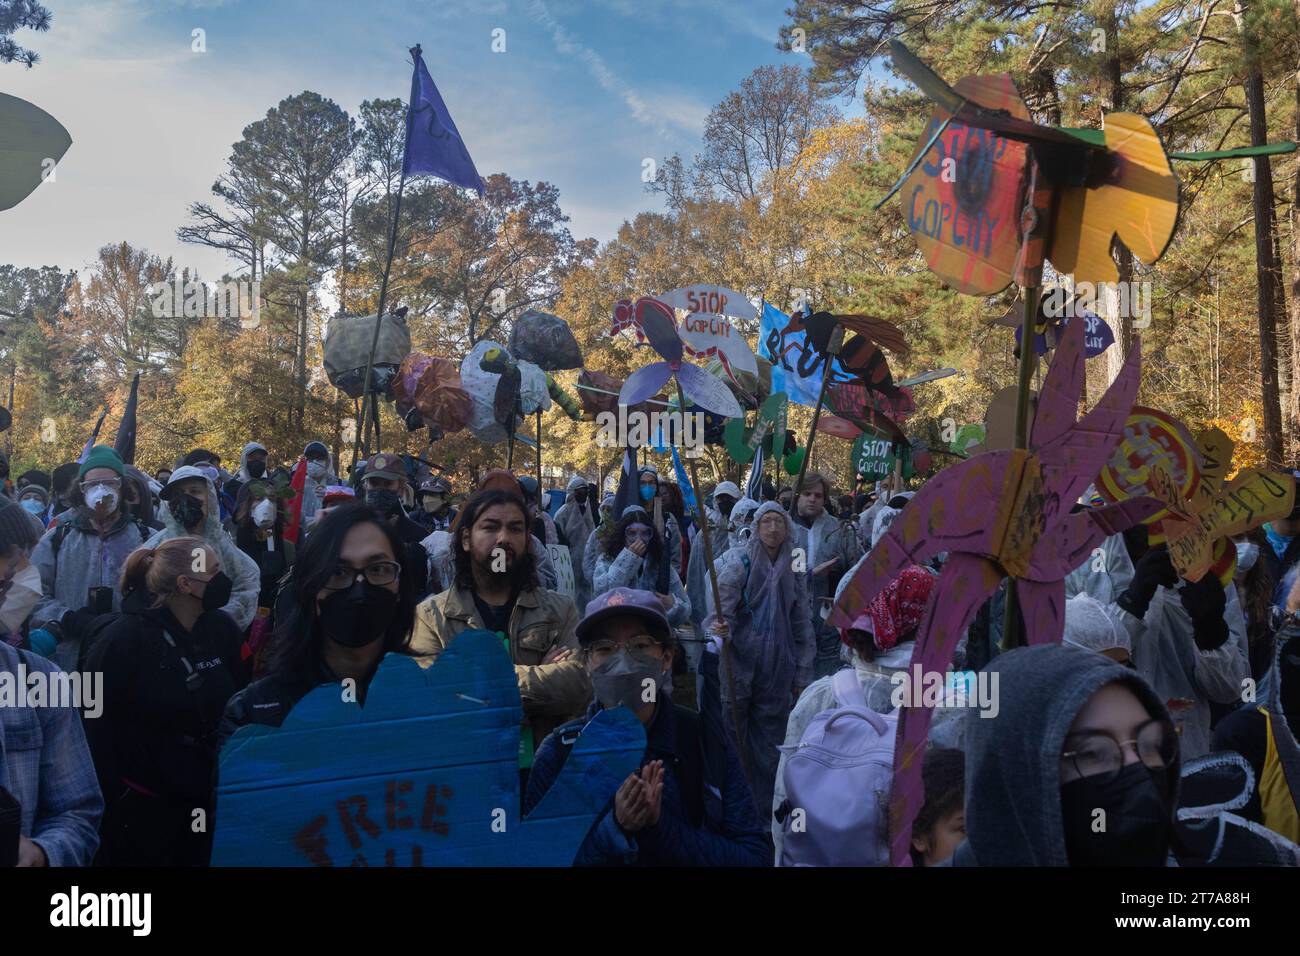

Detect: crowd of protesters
1,439,1298,868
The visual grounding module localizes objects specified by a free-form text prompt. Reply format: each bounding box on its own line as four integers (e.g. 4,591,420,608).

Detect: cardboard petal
619,362,674,406
888,553,1003,865
637,298,684,363
676,361,744,419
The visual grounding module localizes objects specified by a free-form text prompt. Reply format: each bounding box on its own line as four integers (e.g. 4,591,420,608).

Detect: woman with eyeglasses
952,643,1180,866
217,503,418,750
84,537,247,866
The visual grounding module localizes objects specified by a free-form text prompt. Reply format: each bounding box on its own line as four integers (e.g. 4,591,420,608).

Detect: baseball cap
363,453,405,483
575,587,672,646
713,481,741,500
159,465,213,501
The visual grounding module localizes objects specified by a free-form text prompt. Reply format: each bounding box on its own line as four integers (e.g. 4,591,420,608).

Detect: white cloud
528,0,704,141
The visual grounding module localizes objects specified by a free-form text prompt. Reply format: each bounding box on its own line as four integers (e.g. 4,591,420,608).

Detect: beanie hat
17,484,49,507
0,494,41,552
78,445,125,480
303,441,329,459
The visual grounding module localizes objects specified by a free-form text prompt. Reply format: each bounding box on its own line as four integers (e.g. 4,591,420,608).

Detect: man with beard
409,488,589,771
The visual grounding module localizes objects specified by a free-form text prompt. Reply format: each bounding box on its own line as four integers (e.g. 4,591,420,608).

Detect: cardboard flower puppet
1096,418,1295,584
609,297,744,420
830,315,1164,865
212,630,643,866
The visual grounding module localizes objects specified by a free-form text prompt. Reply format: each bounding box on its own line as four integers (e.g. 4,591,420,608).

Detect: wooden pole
357,164,408,464
535,409,543,510
1001,154,1051,650
678,380,748,771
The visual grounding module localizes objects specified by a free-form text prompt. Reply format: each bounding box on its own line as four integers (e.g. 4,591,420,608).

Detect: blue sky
0,0,844,282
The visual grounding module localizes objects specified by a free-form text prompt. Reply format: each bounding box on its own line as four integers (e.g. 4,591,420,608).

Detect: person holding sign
524,587,767,866
1113,536,1249,759
218,504,421,746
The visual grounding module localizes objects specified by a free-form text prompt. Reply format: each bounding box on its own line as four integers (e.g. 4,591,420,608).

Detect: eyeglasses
587,635,662,664
1061,718,1177,784
80,478,122,494
324,561,401,590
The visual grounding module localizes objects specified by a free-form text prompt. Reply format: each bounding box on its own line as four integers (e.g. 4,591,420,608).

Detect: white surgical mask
85,484,118,512
0,563,44,634
252,498,276,528
1236,541,1260,574
306,460,328,481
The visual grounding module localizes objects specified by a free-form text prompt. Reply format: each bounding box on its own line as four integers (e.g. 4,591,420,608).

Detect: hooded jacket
686,503,734,644
144,475,261,631
31,507,152,672
953,644,1179,866
300,443,337,527
554,476,596,605
1212,624,1300,842
1116,581,1250,760
593,541,691,628
708,501,816,688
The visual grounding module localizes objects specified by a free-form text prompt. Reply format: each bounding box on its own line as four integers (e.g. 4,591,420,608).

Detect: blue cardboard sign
212,630,644,866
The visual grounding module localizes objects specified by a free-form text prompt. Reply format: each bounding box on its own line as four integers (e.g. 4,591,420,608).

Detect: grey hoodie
954,644,1178,866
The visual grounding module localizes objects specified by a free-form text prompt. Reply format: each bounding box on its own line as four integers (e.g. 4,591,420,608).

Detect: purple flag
403,45,485,195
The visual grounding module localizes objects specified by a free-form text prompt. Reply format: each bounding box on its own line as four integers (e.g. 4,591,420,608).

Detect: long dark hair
266,503,417,677
452,489,538,591
604,509,664,563
1238,526,1275,664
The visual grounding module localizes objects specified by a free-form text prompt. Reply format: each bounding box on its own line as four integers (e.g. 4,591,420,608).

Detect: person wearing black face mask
358,455,430,598
148,466,261,632
219,504,418,749
952,644,1179,867
84,538,247,865
225,442,269,502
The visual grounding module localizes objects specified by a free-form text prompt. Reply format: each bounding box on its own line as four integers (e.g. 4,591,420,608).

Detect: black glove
1118,546,1178,619
59,608,99,643
1178,574,1230,651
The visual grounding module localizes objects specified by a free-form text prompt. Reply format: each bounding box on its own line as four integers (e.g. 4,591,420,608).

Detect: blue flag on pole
403,45,485,196
759,301,848,409
671,446,697,514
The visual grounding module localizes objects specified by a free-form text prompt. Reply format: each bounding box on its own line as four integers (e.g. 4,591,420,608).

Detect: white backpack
778,669,897,867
